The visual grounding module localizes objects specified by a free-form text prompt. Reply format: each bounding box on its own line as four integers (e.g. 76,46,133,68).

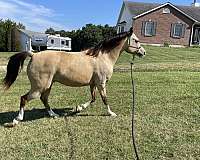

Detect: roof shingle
125,1,200,22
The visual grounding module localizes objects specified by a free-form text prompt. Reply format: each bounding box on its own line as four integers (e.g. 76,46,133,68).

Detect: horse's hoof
4,122,17,128
110,112,117,117
48,109,59,118
75,105,82,112
51,114,59,119
53,115,59,119
4,118,20,128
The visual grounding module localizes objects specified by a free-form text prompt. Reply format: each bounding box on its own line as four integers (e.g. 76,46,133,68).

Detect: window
35,38,43,42
142,21,157,36
51,39,54,44
121,26,125,33
171,23,186,38
117,25,125,33
173,24,182,37
117,21,126,33
163,8,170,14
65,40,69,46
61,40,65,45
145,22,154,36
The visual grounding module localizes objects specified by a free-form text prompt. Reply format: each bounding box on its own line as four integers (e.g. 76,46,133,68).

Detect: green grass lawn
117,46,200,71
0,47,199,160
0,52,17,66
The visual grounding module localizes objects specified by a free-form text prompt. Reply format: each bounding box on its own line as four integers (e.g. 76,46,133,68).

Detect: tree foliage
45,24,117,51
0,19,25,51
0,20,116,52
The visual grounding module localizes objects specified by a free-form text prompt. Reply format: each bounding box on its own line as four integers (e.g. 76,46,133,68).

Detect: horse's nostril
143,52,146,55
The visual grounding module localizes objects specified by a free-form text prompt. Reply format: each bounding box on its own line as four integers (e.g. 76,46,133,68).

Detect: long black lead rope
130,58,140,160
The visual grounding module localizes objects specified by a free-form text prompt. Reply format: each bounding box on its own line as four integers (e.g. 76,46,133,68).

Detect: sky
0,0,198,32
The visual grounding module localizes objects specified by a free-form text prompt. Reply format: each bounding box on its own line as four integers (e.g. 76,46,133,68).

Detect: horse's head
124,28,146,57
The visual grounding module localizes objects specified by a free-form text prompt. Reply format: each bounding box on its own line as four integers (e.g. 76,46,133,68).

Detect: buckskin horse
3,28,145,127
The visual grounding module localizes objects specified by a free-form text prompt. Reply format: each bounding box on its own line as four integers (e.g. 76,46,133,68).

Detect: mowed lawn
0,46,199,160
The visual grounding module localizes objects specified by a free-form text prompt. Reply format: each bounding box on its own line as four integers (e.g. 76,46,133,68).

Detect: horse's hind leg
13,93,29,123
40,85,59,118
4,90,41,127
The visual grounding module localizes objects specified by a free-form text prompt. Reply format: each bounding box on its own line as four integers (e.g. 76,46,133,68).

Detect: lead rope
130,56,140,160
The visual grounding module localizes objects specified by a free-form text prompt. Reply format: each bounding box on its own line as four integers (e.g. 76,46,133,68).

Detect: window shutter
170,23,175,37
141,21,146,36
181,24,186,38
152,22,157,36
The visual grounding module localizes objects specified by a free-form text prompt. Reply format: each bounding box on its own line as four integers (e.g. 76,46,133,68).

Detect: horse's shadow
0,107,73,126
0,107,109,126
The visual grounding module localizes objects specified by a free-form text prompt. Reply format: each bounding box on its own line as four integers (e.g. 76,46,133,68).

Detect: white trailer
19,29,71,52
47,35,71,51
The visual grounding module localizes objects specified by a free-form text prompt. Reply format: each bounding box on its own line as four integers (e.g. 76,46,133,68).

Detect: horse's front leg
75,84,97,112
97,84,117,117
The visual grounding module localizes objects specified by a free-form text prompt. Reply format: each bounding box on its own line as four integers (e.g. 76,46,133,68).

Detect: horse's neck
106,38,127,66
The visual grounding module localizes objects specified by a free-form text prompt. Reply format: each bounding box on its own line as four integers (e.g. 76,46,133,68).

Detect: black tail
3,52,30,90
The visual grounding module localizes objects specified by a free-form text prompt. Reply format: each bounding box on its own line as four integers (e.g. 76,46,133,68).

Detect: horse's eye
135,40,139,43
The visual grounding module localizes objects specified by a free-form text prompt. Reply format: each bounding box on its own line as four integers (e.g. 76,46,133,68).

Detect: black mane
86,28,133,57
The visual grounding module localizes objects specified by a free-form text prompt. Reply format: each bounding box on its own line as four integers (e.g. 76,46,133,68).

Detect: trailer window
66,40,69,46
61,40,65,45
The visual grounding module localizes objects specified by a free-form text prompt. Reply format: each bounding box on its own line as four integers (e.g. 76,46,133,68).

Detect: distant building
18,29,71,52
117,1,200,47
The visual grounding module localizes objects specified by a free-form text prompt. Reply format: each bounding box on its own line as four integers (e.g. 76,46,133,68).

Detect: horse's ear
128,27,133,36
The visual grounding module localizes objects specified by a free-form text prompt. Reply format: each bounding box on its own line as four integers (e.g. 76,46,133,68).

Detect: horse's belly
54,71,92,87
54,54,95,87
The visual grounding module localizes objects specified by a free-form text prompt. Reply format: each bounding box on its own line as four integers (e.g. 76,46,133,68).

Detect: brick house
117,1,200,47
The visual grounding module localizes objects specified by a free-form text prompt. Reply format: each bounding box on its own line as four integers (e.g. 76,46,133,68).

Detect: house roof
123,1,200,23
19,29,48,38
177,5,200,22
125,1,160,16
19,29,71,40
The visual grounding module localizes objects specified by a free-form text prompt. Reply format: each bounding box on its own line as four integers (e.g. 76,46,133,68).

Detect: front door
193,27,200,45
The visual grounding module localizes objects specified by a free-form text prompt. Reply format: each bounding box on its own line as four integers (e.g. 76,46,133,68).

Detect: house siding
133,5,194,46
20,32,32,51
120,5,133,32
117,3,134,33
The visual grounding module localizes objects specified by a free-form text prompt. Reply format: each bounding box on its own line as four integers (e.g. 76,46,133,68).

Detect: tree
17,23,25,29
102,24,117,40
74,24,116,51
0,19,25,51
4,19,15,51
0,20,6,51
45,27,56,35
45,24,117,51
